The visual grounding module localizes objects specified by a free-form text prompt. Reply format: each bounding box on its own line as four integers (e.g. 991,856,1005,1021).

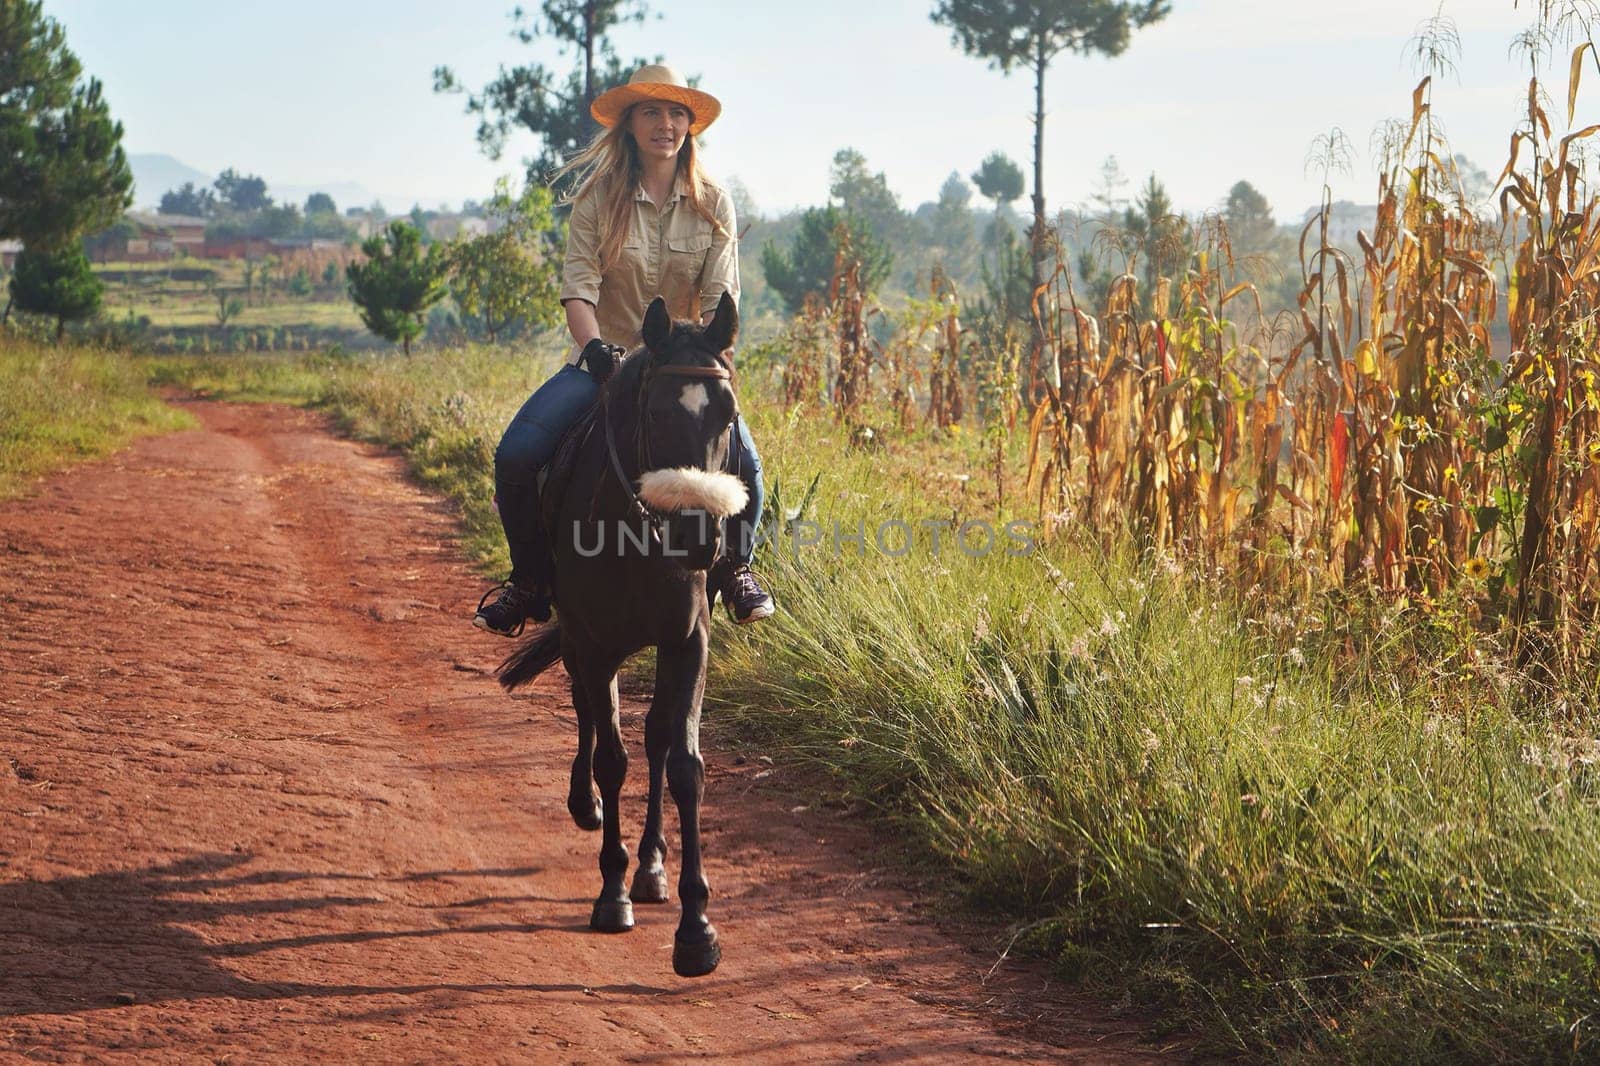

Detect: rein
597,353,736,539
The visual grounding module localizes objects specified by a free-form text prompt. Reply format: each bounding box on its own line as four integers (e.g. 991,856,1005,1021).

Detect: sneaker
717,563,775,625
473,581,545,637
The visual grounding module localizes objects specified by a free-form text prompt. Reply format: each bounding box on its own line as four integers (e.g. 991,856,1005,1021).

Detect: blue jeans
494,364,766,587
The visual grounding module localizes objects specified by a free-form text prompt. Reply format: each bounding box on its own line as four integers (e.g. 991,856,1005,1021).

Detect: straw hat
590,64,721,135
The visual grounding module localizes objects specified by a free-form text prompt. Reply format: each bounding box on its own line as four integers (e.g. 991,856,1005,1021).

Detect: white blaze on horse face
678,382,710,420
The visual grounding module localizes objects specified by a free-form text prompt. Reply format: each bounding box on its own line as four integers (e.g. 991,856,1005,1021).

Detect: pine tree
1088,155,1129,221
10,245,102,339
0,1,132,251
760,206,893,315
930,0,1169,298
433,1,654,195
159,182,216,217
971,151,1024,218
828,148,906,245
931,171,979,278
346,222,448,355
1222,180,1276,253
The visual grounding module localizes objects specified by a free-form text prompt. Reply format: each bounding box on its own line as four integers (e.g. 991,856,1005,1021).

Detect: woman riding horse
498,290,748,977
476,64,774,635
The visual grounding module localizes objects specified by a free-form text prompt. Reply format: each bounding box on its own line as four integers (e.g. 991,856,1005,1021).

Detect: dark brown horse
497,292,744,977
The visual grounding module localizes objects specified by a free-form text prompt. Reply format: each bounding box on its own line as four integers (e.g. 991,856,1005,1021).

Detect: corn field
784,14,1600,669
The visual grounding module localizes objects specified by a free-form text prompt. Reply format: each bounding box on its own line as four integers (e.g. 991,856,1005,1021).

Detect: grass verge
0,335,193,499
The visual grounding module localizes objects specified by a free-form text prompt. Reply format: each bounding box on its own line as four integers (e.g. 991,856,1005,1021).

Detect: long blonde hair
552,104,728,273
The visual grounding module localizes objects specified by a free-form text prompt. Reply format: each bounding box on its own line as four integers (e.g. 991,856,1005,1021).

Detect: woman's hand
579,337,623,384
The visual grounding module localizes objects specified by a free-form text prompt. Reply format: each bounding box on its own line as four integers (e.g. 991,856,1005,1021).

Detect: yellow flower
1464,557,1491,580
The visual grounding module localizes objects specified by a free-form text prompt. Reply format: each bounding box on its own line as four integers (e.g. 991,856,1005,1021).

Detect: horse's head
632,291,744,571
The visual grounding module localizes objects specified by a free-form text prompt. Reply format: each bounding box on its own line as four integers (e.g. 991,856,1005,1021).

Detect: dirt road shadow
0,853,658,1015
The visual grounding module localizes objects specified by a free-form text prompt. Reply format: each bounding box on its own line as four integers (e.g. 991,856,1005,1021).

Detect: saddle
539,400,601,536
529,349,620,597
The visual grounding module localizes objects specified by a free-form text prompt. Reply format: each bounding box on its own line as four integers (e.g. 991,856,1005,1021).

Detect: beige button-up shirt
559,173,740,363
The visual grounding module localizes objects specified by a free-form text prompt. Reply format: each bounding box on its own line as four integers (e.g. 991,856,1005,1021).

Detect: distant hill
128,152,452,215
128,154,212,207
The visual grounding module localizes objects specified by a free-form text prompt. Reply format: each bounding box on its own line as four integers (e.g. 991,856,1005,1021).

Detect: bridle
598,348,737,539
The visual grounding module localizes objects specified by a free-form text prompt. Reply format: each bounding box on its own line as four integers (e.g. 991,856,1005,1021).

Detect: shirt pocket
665,233,713,289
611,239,648,297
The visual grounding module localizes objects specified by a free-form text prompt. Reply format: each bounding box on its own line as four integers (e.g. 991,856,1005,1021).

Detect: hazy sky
40,0,1579,220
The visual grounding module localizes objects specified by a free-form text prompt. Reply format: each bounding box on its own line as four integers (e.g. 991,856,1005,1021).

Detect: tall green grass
0,335,192,499
82,342,1600,1059
709,423,1600,1060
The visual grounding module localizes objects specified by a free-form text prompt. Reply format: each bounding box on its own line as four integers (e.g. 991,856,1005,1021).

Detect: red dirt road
0,400,1163,1063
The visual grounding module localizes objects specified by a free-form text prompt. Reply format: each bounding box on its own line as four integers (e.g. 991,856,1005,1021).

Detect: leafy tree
445,179,562,343
346,221,448,355
930,171,979,277
213,168,271,212
82,217,137,262
724,176,760,225
1124,174,1188,314
408,204,435,242
0,1,132,251
300,209,350,240
304,192,337,215
760,205,893,315
9,244,102,339
159,181,216,217
828,148,905,243
931,0,1170,293
971,150,1024,216
1222,180,1277,253
254,204,301,238
937,170,973,213
433,2,654,193
980,222,1035,327
1076,172,1182,314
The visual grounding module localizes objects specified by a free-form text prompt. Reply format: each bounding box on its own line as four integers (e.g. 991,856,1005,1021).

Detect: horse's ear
704,290,738,353
642,297,671,354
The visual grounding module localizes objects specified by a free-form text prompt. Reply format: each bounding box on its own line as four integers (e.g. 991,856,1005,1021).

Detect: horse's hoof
630,866,669,903
568,793,603,832
590,898,634,933
672,929,721,977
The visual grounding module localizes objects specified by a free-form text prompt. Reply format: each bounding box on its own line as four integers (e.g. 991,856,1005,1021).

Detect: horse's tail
496,623,563,691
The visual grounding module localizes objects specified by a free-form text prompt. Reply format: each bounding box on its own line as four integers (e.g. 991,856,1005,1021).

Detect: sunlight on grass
0,336,193,499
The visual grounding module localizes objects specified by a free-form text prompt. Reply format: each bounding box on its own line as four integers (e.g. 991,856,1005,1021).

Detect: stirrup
474,581,533,637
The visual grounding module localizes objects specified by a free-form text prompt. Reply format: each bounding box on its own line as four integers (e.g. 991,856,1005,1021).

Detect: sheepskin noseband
637,467,749,517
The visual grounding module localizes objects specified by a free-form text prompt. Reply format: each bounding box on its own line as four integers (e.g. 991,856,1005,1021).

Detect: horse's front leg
573,655,633,933
630,678,672,904
661,624,719,976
